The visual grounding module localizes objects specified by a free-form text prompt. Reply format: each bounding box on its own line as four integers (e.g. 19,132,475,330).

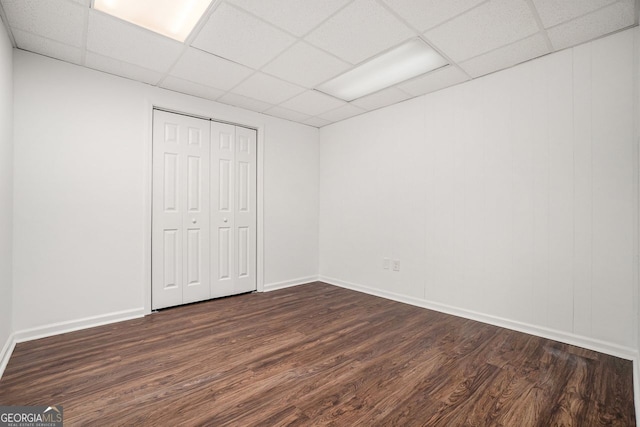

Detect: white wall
12,50,319,333
0,19,13,358
320,28,637,354
263,125,319,289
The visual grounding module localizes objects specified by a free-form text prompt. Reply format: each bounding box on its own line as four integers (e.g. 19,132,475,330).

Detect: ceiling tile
305,0,415,64
12,29,82,64
85,52,164,85
532,0,618,28
280,90,346,116
160,76,226,101
87,11,184,72
381,0,485,32
262,42,351,88
1,0,85,46
264,106,312,123
230,72,305,104
397,66,470,96
319,104,366,122
424,0,539,61
192,2,295,69
547,0,635,51
218,93,274,113
351,87,413,111
303,117,333,127
460,33,550,78
170,48,254,91
226,0,351,36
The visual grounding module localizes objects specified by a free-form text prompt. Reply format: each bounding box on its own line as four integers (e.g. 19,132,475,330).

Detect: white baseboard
0,332,17,380
12,308,145,344
319,276,637,361
263,276,318,292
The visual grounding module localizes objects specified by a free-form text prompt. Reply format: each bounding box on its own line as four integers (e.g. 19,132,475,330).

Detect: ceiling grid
0,0,636,127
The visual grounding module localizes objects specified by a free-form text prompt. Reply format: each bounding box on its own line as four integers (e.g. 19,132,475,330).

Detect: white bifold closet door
152,110,211,310
152,110,256,310
210,122,257,298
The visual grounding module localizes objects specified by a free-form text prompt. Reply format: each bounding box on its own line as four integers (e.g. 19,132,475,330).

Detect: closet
151,109,256,309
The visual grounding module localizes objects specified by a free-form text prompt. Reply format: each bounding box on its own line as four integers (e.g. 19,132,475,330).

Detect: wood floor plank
0,282,635,426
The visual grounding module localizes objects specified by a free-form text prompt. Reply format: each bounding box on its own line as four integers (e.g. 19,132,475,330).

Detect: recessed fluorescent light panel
318,39,448,101
93,0,213,42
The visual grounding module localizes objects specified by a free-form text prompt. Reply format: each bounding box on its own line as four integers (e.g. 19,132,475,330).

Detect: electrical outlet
383,258,390,269
392,260,400,272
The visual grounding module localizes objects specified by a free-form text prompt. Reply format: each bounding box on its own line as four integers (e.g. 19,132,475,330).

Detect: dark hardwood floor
0,282,635,426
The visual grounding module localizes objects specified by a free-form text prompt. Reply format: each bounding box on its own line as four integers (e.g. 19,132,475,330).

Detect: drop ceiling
0,0,637,127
